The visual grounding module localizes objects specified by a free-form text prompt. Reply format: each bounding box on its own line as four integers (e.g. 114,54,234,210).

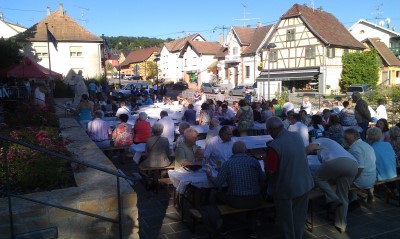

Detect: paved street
112,158,400,239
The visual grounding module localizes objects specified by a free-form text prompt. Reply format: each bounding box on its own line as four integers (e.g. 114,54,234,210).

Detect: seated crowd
79,88,400,238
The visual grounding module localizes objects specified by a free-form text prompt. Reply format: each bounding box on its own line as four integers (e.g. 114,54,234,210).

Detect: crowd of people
75,84,400,239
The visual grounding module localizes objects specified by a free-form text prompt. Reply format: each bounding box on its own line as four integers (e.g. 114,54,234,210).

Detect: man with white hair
265,116,314,239
301,96,312,114
87,110,112,148
158,110,175,144
203,141,266,238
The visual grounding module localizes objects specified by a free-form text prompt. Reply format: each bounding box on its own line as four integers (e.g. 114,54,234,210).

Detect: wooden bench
188,188,325,233
373,175,400,206
189,201,275,232
139,164,175,193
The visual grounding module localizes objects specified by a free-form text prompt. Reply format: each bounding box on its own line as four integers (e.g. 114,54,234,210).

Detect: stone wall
0,118,139,239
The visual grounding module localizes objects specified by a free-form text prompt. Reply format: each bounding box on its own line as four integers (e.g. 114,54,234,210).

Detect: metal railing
1,134,135,239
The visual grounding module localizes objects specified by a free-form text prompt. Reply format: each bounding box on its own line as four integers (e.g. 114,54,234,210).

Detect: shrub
53,79,74,98
0,127,73,194
4,102,59,128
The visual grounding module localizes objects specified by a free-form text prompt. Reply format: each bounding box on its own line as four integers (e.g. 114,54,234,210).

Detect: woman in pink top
133,112,151,143
112,114,133,164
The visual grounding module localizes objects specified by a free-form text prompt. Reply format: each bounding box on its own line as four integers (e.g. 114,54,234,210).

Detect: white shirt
88,118,112,141
283,102,294,112
203,136,236,168
375,105,387,119
116,106,132,119
158,116,175,144
302,101,312,114
34,87,45,103
288,121,309,147
311,138,357,163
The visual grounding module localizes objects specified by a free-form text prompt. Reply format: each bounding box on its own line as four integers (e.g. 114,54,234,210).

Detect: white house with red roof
16,4,103,82
221,23,273,92
158,34,205,83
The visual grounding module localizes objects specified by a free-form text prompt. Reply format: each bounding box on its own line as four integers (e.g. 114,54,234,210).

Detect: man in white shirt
306,138,358,233
301,96,312,114
158,110,175,144
375,99,387,120
288,113,309,146
204,126,236,168
282,97,294,112
116,101,132,120
88,110,112,148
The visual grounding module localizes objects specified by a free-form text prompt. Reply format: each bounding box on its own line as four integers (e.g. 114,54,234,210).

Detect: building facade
257,4,365,96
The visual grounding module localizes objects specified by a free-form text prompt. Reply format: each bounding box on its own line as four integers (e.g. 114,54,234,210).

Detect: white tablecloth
168,168,213,194
196,135,272,150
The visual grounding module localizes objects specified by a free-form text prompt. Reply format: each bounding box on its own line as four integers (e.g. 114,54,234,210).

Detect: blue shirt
371,141,397,181
183,109,196,125
349,139,376,189
215,153,265,196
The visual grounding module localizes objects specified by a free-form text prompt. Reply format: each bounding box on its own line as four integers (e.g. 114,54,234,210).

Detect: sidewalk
113,158,400,239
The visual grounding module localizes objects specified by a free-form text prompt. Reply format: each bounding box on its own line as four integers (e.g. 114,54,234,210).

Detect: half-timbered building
257,4,365,96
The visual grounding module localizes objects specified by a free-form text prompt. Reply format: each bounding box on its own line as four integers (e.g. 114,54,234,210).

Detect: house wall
181,45,215,86
159,47,182,82
350,23,394,47
26,42,102,81
0,21,19,38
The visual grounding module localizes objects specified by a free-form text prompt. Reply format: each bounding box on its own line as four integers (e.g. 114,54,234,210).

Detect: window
327,47,335,58
225,68,229,78
232,47,238,56
34,46,48,58
245,66,250,78
269,50,278,61
343,49,349,55
70,46,83,57
286,29,296,41
305,46,315,59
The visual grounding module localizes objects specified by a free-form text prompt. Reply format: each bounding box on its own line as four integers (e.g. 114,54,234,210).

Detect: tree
146,61,158,79
0,38,23,68
341,49,380,89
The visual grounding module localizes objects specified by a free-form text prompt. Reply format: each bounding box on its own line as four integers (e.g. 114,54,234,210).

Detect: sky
1,0,399,41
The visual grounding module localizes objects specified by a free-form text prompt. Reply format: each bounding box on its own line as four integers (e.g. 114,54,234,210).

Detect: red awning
0,57,62,79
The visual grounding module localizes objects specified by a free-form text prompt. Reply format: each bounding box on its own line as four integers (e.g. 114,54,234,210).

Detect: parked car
172,81,189,90
229,85,255,96
201,82,225,94
346,84,373,99
127,76,143,81
112,81,150,99
123,74,133,79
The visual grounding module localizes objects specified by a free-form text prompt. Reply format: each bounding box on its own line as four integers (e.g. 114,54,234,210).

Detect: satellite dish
386,18,391,24
379,20,385,27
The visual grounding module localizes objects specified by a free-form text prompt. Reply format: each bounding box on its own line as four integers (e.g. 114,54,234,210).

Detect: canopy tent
256,68,320,82
0,57,62,79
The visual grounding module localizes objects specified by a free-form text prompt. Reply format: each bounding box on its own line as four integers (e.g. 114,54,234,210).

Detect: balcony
224,55,241,63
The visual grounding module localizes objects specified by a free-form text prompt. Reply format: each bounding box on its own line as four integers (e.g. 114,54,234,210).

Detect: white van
112,81,150,99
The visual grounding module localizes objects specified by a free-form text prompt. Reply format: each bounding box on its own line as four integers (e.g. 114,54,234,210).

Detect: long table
196,135,273,150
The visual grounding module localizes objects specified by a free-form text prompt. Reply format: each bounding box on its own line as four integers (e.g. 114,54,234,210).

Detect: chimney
219,33,225,46
257,22,262,28
46,7,50,16
59,3,64,16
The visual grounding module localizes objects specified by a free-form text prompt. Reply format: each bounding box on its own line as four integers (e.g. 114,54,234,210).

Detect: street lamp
262,42,276,100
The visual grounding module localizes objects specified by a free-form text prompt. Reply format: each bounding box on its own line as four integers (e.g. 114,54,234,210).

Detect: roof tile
16,10,102,42
120,46,160,66
364,38,400,66
281,4,365,49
